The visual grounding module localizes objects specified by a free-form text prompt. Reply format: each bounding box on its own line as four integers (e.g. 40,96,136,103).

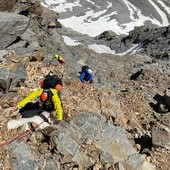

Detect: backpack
81,65,89,73
42,74,63,89
40,74,63,103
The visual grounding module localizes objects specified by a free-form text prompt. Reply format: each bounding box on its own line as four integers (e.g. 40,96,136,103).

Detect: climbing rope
0,118,46,148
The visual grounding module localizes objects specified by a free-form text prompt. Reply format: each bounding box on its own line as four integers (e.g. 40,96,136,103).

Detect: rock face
8,141,38,170
96,25,170,59
0,0,16,11
0,1,170,170
0,11,30,49
8,113,153,170
152,124,170,149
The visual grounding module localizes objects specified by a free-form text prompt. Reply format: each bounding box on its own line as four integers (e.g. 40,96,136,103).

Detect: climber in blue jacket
79,65,93,83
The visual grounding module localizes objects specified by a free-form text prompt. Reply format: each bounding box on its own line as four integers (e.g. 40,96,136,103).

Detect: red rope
0,120,45,148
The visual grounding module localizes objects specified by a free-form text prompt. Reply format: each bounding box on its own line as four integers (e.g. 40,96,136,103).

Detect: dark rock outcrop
0,12,30,50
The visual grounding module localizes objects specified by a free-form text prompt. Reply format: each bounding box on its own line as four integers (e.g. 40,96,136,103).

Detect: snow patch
148,0,169,26
62,36,81,46
40,0,169,37
116,44,142,55
157,0,170,14
88,44,116,54
7,111,51,130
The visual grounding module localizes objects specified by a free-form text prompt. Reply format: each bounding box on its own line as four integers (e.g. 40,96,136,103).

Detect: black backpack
40,74,63,102
81,65,89,73
43,74,63,89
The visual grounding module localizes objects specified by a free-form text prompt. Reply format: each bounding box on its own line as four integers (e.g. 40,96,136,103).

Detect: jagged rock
50,113,151,169
8,140,38,170
129,26,149,43
8,40,27,49
8,69,27,92
0,1,169,169
115,153,155,170
0,0,16,11
0,11,30,50
0,50,8,57
157,103,168,113
164,88,170,107
95,30,117,41
31,48,47,61
44,159,60,170
152,124,170,149
21,28,37,44
0,68,10,92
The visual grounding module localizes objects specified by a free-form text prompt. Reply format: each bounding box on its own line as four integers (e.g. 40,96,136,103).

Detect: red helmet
40,89,52,102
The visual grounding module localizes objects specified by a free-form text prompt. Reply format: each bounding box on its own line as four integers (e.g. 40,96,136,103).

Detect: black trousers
19,102,54,118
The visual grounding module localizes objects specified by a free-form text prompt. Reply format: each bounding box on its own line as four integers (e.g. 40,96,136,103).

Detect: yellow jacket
17,88,63,120
55,54,64,61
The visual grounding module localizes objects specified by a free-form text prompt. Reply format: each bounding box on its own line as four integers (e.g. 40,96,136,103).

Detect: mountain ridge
0,0,170,169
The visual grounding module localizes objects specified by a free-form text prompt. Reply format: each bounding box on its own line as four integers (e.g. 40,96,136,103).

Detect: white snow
88,44,116,54
40,0,170,55
116,44,142,55
62,36,81,46
40,0,169,37
58,10,122,36
157,0,170,15
86,0,96,5
41,0,82,13
7,111,51,130
122,0,137,20
148,0,169,26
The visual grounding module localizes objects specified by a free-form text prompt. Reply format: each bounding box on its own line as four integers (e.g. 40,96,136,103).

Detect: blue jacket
80,68,93,83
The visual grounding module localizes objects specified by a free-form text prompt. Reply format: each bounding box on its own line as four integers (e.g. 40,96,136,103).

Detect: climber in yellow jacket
16,88,63,120
54,54,65,65
12,75,63,121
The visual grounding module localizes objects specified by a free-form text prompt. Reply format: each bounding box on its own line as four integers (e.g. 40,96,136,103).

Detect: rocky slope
0,0,170,170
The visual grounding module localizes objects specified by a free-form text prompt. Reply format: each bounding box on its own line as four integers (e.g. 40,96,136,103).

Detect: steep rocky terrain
0,0,170,170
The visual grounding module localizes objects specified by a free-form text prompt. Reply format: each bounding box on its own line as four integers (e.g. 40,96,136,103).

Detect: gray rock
152,125,170,149
0,50,8,57
8,40,27,49
21,28,37,43
8,69,27,92
164,88,170,107
8,141,38,170
16,159,38,170
0,0,16,11
0,11,30,49
44,160,60,170
11,47,33,56
0,68,10,92
50,113,151,169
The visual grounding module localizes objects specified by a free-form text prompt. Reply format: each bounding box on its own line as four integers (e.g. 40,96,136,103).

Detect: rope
0,119,46,148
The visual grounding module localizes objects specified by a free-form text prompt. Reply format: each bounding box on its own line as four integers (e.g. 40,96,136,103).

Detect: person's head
40,89,52,102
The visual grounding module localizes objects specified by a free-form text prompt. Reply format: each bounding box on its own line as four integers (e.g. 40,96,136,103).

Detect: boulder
164,88,170,107
0,11,30,50
0,68,10,92
152,124,170,149
8,141,38,170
